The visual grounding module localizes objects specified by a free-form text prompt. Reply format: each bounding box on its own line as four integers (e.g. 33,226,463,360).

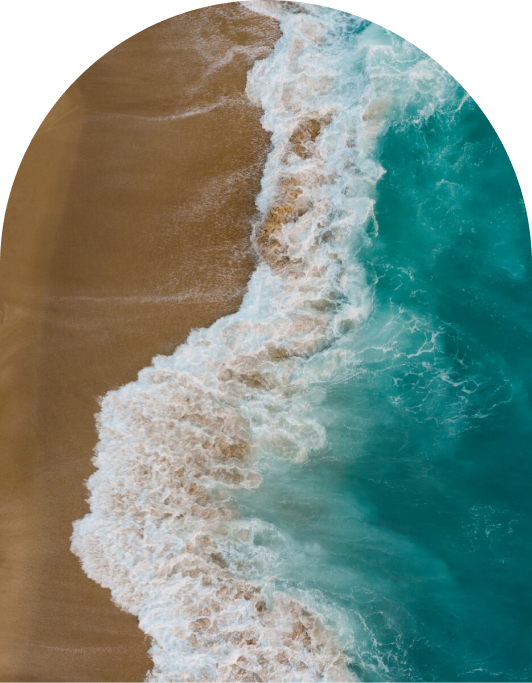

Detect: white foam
72,3,455,680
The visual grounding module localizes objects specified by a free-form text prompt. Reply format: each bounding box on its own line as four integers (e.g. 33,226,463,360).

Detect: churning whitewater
71,2,457,680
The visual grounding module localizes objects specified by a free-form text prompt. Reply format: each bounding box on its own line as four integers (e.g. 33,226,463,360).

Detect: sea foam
71,3,455,680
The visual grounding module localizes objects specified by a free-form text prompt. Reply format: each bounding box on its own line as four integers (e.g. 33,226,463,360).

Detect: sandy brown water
0,4,279,680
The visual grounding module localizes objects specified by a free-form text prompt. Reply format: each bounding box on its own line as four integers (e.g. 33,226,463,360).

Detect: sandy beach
0,4,279,680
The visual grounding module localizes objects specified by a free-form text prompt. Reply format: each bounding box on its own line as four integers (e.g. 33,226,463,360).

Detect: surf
71,3,461,680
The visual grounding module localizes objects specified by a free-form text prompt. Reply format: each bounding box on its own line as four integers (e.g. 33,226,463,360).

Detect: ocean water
71,2,531,681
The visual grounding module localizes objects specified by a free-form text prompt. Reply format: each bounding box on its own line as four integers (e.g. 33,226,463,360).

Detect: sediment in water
71,1,458,681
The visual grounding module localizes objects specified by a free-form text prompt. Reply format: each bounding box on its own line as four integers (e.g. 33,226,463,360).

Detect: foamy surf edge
71,2,456,680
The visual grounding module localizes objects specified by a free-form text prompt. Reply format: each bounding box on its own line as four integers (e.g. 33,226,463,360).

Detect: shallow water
72,2,531,680
237,82,532,682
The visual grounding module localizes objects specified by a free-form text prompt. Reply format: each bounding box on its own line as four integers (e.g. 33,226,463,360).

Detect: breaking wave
71,2,456,680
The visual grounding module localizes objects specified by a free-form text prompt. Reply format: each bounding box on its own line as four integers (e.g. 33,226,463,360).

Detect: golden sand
0,4,279,680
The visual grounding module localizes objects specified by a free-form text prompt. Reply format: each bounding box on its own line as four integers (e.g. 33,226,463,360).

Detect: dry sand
0,4,279,680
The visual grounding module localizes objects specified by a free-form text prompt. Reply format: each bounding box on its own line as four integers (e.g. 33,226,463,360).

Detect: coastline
70,3,362,681
0,4,279,680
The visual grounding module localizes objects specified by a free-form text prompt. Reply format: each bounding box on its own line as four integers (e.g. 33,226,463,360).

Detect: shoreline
0,4,279,680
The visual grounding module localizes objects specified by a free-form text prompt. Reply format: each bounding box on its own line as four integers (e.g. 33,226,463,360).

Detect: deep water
237,86,531,681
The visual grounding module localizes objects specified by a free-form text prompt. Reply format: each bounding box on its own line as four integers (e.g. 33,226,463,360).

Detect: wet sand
0,4,279,681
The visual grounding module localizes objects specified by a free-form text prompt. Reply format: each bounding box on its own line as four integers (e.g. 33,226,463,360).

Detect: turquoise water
73,4,531,680
237,57,531,683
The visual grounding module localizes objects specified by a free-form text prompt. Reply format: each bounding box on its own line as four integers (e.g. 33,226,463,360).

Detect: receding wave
71,2,456,680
